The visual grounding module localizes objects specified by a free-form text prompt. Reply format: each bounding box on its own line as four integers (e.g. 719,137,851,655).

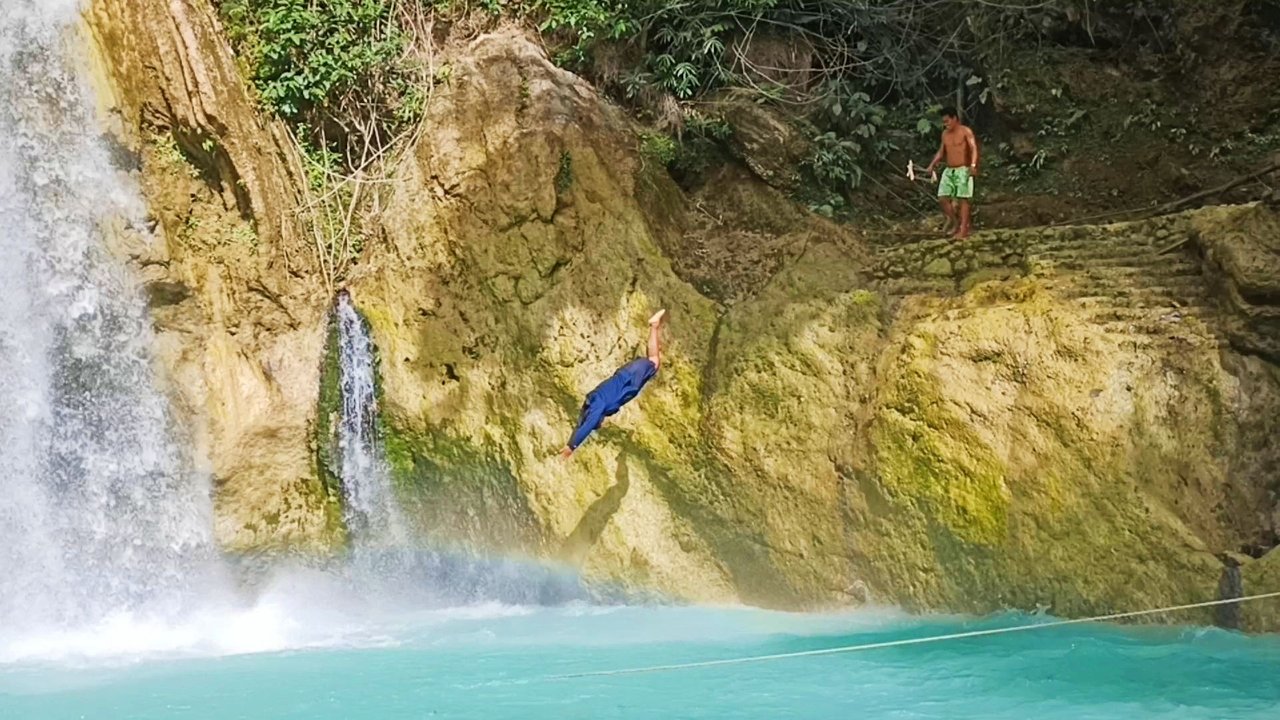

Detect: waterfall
0,4,583,663
327,292,593,605
0,0,216,641
334,291,407,547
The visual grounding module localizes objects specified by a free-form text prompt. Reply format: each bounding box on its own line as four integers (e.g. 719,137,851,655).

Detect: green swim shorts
937,166,974,199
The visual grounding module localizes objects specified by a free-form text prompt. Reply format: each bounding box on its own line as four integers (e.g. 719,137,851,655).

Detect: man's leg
938,198,955,233
647,309,665,367
953,169,974,239
956,200,971,239
939,198,956,233
937,168,957,233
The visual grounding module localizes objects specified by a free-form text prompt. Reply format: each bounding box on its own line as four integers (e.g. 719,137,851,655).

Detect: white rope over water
546,591,1280,681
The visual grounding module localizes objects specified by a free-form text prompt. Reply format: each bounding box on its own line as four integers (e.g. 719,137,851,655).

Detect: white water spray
0,0,223,647
0,3,585,666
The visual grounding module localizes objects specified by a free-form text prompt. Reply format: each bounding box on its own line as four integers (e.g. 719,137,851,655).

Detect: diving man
560,309,667,458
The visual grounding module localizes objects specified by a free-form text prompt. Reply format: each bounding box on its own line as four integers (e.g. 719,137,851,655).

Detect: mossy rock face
1242,549,1280,632
1192,204,1280,360
87,0,341,554
351,30,739,603
94,1,1280,627
847,288,1251,621
696,245,883,605
341,31,1280,622
315,310,345,503
381,419,543,554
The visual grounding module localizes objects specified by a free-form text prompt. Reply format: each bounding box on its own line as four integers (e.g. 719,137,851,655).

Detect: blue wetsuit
568,358,658,450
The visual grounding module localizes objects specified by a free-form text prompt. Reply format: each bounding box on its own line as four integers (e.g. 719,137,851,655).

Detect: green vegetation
149,131,202,179
213,0,1280,229
215,0,427,286
527,1,986,193
217,0,423,161
555,150,573,193
639,130,678,167
214,1,1019,202
635,111,733,187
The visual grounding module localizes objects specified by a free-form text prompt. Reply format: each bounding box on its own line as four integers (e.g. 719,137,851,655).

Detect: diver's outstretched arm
561,402,605,459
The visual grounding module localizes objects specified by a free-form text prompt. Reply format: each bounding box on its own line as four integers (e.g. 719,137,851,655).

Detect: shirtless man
925,107,980,239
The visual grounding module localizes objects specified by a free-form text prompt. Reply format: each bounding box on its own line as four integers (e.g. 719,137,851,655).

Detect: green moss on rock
873,398,1010,547
381,418,544,553
1242,549,1280,632
314,311,344,497
311,308,349,547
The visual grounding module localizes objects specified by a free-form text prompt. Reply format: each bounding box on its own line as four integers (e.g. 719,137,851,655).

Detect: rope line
546,591,1280,680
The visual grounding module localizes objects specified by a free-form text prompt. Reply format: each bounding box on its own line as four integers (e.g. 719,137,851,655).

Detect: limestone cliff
85,0,339,552
349,30,1280,623
84,3,1280,630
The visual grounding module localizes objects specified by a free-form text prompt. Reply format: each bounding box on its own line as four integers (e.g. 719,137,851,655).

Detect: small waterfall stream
334,290,408,548
327,291,587,605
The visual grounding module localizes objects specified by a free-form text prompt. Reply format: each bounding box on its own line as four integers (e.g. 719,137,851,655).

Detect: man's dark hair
941,106,959,119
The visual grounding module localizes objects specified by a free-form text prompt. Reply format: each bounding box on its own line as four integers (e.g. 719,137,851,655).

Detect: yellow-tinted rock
1242,549,1280,632
81,4,1280,630
85,0,338,551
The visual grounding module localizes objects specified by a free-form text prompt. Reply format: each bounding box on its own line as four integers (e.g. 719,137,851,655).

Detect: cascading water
328,291,589,605
0,0,216,644
0,1,580,663
333,290,408,547
0,0,585,666
3,5,1280,715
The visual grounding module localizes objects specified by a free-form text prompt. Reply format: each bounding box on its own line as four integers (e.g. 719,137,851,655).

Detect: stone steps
1031,255,1202,274
1098,318,1223,335
1074,302,1215,319
1029,242,1173,261
1100,329,1226,352
1081,297,1228,345
1035,271,1208,292
1032,253,1213,298
869,222,1228,343
877,277,957,296
1098,315,1223,333
1043,278,1214,301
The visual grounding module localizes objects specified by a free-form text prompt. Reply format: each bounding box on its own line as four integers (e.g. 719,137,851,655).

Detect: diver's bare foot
648,309,667,326
953,228,970,240
559,446,573,460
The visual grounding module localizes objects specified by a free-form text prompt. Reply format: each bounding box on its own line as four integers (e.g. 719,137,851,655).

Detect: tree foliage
213,0,1208,214
217,0,424,164
526,0,1016,202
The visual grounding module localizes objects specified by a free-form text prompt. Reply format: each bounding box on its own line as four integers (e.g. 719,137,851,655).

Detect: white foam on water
0,550,562,666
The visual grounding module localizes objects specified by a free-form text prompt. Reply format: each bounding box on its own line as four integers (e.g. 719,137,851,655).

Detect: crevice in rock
539,255,570,280
699,310,728,425
1239,531,1279,559
247,279,300,328
145,280,192,307
1215,557,1245,630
